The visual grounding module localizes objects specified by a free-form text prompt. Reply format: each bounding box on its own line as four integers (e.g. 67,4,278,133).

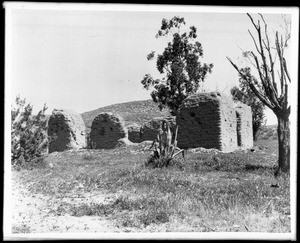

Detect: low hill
81,99,172,132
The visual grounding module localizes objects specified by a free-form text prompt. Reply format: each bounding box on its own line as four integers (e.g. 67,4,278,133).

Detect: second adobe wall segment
176,92,253,152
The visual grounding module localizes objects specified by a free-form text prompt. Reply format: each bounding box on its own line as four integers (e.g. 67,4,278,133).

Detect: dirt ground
11,172,120,234
7,138,292,239
10,172,184,237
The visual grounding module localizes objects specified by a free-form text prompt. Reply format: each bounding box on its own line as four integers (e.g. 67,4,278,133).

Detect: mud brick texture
48,109,86,153
89,112,131,149
235,102,253,148
176,92,238,152
127,117,176,143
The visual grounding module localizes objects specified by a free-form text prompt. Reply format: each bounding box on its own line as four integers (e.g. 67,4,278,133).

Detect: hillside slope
81,99,172,131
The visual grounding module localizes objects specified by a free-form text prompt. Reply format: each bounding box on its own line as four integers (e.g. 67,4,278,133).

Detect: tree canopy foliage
141,16,213,115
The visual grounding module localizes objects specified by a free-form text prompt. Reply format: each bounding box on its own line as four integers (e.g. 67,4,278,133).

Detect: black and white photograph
3,2,298,240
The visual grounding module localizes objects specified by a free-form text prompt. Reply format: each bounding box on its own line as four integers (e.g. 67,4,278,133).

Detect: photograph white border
3,2,298,241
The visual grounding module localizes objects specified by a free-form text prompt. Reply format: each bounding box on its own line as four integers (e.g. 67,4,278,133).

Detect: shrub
11,95,48,167
146,122,185,168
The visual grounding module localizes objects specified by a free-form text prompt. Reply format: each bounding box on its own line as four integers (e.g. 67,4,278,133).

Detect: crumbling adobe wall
47,109,86,153
89,112,131,149
127,117,176,143
235,102,253,148
218,94,238,152
176,92,237,152
140,117,176,141
127,123,142,143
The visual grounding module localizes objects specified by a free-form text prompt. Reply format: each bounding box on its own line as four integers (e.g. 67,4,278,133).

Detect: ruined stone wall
235,102,253,148
141,117,176,141
176,92,237,152
127,117,176,143
127,123,142,143
47,109,86,153
218,96,238,152
89,112,131,149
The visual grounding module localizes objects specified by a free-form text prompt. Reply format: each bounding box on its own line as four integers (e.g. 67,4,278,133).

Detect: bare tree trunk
227,14,291,176
275,114,290,175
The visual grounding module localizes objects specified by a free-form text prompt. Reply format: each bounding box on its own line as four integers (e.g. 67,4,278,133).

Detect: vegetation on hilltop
81,99,172,133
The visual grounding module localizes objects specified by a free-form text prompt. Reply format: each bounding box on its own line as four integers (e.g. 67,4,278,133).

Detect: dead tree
227,13,291,175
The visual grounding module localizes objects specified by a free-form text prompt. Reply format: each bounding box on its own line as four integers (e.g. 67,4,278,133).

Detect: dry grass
11,137,290,233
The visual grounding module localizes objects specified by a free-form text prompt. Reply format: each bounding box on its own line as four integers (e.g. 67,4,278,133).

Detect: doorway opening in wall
236,111,241,147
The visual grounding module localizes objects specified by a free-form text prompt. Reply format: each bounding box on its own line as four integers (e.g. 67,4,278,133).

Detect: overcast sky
6,3,297,125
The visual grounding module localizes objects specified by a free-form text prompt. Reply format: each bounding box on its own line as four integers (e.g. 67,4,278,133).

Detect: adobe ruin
127,117,176,143
47,93,253,152
89,112,131,149
176,92,252,152
234,102,253,148
127,123,142,143
47,109,86,153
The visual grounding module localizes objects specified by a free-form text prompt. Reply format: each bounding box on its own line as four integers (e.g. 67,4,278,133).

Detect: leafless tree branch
283,58,291,82
248,30,262,55
226,57,275,110
276,31,286,95
247,14,282,109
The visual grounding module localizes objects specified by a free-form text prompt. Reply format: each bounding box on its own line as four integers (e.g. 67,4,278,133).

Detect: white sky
6,3,297,125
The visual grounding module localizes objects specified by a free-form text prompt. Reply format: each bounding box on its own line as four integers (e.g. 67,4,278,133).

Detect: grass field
11,135,291,234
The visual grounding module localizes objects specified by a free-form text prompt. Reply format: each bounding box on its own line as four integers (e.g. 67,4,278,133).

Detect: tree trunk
276,115,290,174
